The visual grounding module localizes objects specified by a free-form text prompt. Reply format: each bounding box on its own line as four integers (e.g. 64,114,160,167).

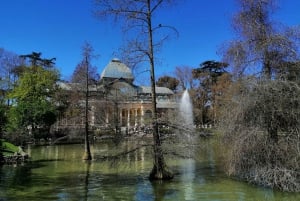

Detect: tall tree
7,61,59,141
71,60,98,84
219,0,300,191
222,0,300,141
83,43,95,160
20,52,56,68
193,60,230,124
94,0,175,180
219,78,300,191
74,42,96,161
222,0,300,79
193,61,229,83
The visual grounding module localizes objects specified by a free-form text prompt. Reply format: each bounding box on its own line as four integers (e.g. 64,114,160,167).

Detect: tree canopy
156,75,179,91
222,0,300,78
7,62,60,139
219,0,300,192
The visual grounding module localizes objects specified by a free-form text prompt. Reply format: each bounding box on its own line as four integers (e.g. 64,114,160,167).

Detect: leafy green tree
7,64,59,140
0,103,6,132
20,52,56,68
156,76,179,92
193,60,230,124
193,61,229,83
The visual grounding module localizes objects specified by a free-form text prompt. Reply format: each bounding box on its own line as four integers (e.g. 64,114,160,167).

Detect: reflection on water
180,158,196,201
0,138,299,201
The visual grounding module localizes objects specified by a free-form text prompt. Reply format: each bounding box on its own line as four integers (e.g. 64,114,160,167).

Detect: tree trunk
83,56,92,160
83,116,92,160
149,120,173,180
147,0,173,180
264,53,278,142
0,132,3,164
263,54,272,80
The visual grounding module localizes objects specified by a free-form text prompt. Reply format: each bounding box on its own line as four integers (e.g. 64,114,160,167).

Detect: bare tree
222,0,300,79
82,42,96,160
222,0,300,141
174,66,195,90
219,0,300,192
70,42,97,160
219,78,300,192
71,61,98,84
94,0,176,180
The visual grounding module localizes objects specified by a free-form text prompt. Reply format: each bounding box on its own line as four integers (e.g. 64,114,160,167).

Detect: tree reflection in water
0,140,299,201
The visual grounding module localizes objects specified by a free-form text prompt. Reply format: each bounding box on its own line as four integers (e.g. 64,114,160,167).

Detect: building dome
100,58,134,81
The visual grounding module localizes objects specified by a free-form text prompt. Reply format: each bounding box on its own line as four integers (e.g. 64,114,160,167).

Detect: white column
134,109,138,125
119,109,122,126
141,106,144,126
127,109,130,127
106,111,109,125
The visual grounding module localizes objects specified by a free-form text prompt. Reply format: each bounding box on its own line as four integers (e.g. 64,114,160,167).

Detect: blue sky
1,0,300,84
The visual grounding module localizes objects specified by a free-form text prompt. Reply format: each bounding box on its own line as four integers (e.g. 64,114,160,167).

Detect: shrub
219,79,300,192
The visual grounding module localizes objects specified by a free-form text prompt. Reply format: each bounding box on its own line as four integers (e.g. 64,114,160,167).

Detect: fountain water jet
179,89,194,128
179,89,196,200
178,89,195,142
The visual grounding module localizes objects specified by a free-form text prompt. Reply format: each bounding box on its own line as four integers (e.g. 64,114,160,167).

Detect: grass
1,139,19,156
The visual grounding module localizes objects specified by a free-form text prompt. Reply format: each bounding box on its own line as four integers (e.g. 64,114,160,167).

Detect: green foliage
0,104,4,159
156,76,179,92
9,66,59,101
193,60,229,84
0,103,7,133
7,65,59,139
1,139,19,156
192,60,231,124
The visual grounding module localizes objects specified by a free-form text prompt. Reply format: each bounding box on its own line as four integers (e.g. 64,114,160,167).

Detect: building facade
53,59,177,135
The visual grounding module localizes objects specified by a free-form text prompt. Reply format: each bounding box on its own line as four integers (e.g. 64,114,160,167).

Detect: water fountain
179,89,196,200
179,90,194,128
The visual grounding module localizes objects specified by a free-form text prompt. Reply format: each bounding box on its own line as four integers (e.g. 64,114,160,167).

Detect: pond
0,137,299,201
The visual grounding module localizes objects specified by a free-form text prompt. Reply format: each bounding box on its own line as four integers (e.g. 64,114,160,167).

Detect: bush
219,79,300,192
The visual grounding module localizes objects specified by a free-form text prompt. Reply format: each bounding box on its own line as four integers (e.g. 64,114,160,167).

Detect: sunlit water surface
0,138,299,201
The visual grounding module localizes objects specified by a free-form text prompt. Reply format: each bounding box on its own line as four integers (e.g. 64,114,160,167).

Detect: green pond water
0,138,299,201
